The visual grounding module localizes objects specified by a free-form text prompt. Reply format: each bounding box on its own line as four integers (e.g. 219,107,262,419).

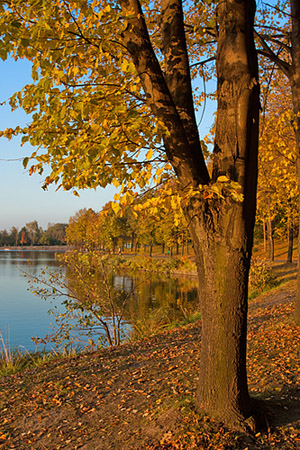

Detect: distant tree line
0,221,67,247
66,203,192,257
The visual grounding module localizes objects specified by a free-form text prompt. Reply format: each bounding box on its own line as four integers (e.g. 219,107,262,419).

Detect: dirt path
1,280,300,450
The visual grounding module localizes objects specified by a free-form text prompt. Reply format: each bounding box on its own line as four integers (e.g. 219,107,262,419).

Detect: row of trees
1,0,300,430
66,199,191,256
0,221,67,247
256,74,299,262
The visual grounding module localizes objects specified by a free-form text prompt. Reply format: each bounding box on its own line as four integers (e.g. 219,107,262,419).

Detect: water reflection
0,250,65,351
115,273,199,339
0,250,199,351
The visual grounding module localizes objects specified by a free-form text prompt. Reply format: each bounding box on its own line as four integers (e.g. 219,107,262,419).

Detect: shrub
249,259,277,297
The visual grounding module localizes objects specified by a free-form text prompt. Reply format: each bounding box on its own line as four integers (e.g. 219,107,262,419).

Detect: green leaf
23,157,29,169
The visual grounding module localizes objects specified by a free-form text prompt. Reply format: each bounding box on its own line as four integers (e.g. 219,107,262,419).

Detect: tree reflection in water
28,252,199,350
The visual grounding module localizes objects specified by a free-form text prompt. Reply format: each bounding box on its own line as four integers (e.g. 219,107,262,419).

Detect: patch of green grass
0,347,55,377
0,330,80,377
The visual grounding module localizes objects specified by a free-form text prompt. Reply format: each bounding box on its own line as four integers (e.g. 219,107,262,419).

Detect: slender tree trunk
287,210,294,263
267,216,274,261
131,232,135,252
263,219,267,253
134,241,139,254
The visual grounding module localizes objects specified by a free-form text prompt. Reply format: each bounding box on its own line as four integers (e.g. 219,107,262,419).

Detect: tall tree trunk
131,232,135,252
287,210,294,263
267,216,274,261
263,218,267,253
266,195,274,261
190,208,251,425
191,0,260,427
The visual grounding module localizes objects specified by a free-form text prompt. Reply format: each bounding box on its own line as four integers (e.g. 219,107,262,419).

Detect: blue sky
0,58,118,231
0,57,215,232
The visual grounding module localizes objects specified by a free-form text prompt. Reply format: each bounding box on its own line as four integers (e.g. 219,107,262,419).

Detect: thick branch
160,0,209,182
118,0,210,187
214,0,260,196
161,0,197,130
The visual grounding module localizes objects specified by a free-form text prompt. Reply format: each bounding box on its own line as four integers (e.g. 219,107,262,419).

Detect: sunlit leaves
0,0,167,191
257,74,298,234
0,0,218,197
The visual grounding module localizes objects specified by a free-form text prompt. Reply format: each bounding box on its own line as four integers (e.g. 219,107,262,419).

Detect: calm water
0,250,199,352
0,250,65,351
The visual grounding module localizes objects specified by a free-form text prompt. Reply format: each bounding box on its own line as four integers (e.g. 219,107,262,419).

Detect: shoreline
0,245,70,251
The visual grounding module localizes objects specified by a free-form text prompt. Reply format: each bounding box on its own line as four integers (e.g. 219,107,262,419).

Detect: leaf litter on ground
0,270,300,450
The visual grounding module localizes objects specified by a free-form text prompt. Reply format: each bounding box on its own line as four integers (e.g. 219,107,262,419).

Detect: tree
98,204,129,253
26,220,41,245
0,229,9,246
41,223,67,245
257,77,298,262
255,0,300,322
19,227,29,246
9,226,19,246
0,0,260,427
66,209,100,250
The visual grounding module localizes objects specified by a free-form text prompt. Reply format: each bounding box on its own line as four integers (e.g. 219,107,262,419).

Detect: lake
0,250,65,352
0,250,199,352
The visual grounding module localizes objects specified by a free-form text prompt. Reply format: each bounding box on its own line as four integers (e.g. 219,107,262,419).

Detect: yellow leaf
111,202,120,214
217,175,229,182
146,149,153,160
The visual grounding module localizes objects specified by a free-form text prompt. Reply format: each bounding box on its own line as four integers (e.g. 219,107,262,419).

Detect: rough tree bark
191,0,260,425
120,0,260,427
